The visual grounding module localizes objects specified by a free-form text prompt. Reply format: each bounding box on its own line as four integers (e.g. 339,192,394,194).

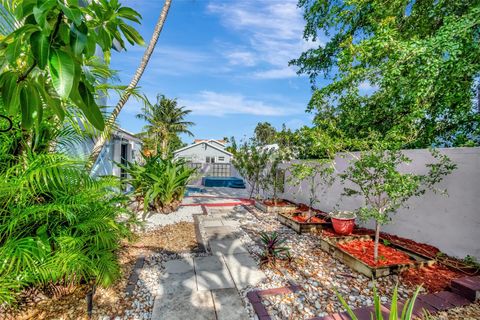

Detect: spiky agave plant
0,150,136,305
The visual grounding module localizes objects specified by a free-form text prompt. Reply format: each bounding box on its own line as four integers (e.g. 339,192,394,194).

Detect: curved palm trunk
86,0,172,170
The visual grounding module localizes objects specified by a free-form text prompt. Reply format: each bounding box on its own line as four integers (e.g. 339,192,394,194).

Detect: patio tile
223,253,266,289
221,219,241,227
194,255,225,271
209,238,249,255
202,219,224,227
196,268,236,291
164,258,193,274
212,288,249,320
157,271,196,295
151,290,215,320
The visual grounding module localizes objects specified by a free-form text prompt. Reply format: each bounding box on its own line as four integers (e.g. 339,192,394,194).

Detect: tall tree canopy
291,0,480,148
254,122,277,145
137,94,194,158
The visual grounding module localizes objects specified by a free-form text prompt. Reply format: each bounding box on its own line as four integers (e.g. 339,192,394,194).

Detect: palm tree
137,94,194,158
86,0,172,170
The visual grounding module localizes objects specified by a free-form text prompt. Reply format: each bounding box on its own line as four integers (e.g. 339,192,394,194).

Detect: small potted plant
329,210,356,235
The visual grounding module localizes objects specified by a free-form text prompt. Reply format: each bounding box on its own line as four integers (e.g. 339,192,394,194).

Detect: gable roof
194,139,226,145
174,141,233,156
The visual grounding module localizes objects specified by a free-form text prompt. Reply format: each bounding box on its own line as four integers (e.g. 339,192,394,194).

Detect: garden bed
277,211,331,234
255,199,297,213
319,234,435,278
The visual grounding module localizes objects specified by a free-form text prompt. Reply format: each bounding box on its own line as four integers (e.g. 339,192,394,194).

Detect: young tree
341,148,456,262
254,122,277,146
289,159,335,219
136,94,194,158
87,0,172,168
232,142,271,199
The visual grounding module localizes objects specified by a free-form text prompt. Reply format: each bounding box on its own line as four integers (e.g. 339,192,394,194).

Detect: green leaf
19,84,40,129
58,2,83,26
6,37,23,64
69,81,105,131
33,78,65,122
85,33,97,57
30,32,50,69
97,27,112,51
78,82,105,130
14,0,36,20
48,49,75,99
119,23,145,46
1,72,21,115
117,7,142,24
70,24,87,56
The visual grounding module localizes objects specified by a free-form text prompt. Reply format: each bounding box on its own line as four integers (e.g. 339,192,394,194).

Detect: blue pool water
202,176,246,188
185,186,206,196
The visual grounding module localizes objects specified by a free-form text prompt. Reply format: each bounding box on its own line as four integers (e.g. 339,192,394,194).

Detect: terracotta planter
330,211,356,235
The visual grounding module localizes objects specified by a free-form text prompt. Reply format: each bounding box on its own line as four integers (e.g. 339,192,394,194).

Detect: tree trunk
161,137,168,159
86,0,172,170
374,221,381,262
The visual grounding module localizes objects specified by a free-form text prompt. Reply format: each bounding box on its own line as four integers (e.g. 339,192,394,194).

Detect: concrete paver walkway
151,205,266,320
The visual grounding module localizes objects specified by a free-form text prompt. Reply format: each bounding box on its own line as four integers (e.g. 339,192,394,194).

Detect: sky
108,0,323,143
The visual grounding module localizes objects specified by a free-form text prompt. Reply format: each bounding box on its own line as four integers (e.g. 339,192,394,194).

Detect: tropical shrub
0,0,144,131
0,152,135,305
336,284,422,320
121,154,196,216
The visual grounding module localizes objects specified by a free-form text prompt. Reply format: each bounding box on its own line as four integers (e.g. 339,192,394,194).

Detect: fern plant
0,132,136,305
120,154,196,217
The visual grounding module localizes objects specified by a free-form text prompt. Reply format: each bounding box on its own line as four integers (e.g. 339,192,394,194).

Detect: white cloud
225,50,257,67
179,91,302,116
208,0,318,79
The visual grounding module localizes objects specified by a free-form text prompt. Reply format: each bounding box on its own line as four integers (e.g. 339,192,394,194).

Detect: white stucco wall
278,147,480,260
175,143,231,163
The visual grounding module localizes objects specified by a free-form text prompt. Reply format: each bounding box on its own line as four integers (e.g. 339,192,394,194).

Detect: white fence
276,147,480,260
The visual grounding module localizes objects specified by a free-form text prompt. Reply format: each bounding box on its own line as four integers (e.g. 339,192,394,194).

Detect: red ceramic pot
330,214,356,235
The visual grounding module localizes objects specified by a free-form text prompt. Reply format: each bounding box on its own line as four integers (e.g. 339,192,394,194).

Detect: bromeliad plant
121,154,196,217
341,148,456,262
259,231,291,267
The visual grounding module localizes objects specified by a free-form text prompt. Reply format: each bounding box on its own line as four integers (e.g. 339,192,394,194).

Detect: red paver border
246,285,302,320
246,277,479,320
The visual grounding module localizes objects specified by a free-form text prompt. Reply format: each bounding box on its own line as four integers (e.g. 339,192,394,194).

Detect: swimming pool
202,176,246,188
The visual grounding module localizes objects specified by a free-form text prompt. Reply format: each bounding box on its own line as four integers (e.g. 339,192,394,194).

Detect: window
218,156,225,162
206,156,215,163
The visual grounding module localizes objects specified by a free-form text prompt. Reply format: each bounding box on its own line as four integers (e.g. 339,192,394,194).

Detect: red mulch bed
291,216,327,223
401,264,464,293
296,203,327,215
263,199,295,207
320,227,476,292
337,239,413,267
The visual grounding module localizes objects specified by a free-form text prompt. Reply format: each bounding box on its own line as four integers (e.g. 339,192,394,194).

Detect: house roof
113,127,142,143
174,141,233,156
194,139,226,145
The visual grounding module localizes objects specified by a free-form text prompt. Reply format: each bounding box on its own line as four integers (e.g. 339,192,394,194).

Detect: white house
174,139,232,164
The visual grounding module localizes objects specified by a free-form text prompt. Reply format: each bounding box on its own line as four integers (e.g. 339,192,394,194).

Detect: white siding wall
277,147,480,260
175,143,231,163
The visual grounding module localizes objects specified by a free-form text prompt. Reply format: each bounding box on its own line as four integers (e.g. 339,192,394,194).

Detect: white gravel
140,206,203,231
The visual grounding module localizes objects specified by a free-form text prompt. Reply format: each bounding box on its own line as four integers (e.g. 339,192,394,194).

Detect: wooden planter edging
255,200,297,213
277,212,331,234
319,235,435,278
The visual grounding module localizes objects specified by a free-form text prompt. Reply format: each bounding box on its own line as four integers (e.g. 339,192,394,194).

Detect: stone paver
152,204,265,320
152,290,216,320
213,288,250,320
210,238,249,255
223,253,267,289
